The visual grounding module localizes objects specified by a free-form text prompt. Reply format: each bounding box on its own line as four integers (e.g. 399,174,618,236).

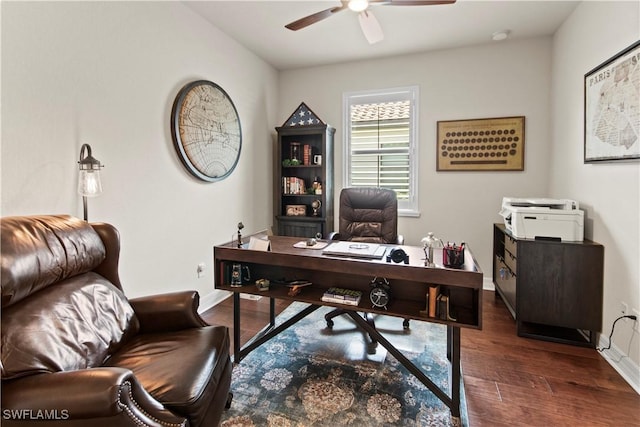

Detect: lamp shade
78,169,102,196
77,144,103,197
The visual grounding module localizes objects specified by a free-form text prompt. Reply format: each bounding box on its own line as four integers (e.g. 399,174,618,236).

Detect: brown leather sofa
1,215,232,426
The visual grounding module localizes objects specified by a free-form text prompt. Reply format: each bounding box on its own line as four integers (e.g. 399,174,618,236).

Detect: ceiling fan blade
374,0,456,5
358,10,384,44
285,3,348,31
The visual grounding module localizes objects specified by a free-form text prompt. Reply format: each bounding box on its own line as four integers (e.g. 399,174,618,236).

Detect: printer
499,197,584,241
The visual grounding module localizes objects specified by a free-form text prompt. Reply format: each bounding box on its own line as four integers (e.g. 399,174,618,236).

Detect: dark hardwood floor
201,291,640,426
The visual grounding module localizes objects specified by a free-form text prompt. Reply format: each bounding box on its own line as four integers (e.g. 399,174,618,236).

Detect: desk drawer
504,250,517,274
495,256,516,316
504,235,517,258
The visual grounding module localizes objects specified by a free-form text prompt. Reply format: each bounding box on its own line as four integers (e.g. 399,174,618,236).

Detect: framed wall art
436,116,525,171
171,80,242,181
584,40,640,163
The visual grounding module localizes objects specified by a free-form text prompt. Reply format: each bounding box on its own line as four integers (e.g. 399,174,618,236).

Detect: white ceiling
184,0,580,70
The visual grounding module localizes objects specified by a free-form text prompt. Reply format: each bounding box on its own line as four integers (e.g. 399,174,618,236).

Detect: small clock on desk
370,277,392,310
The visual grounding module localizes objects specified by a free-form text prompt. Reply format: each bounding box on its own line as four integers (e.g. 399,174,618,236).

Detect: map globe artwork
171,80,242,181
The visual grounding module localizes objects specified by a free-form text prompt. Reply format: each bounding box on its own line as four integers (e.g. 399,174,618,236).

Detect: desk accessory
322,241,386,259
255,279,270,291
421,232,443,267
236,222,244,248
386,247,409,264
369,277,391,310
230,264,251,287
443,242,464,268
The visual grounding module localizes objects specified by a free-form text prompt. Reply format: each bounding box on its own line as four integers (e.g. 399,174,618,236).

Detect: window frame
342,86,420,217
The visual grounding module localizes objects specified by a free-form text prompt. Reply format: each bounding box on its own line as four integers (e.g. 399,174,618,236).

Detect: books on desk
420,285,457,321
321,287,362,306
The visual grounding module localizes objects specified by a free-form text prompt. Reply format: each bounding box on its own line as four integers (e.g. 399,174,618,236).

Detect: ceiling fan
285,0,456,45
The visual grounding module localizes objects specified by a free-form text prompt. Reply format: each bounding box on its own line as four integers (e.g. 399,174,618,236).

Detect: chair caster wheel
367,341,378,354
326,319,334,329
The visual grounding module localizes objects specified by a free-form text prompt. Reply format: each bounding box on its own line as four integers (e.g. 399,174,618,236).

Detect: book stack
282,177,306,195
303,144,311,165
419,285,457,321
321,287,362,306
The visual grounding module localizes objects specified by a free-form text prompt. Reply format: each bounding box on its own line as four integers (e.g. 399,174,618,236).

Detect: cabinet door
278,219,323,238
517,240,603,331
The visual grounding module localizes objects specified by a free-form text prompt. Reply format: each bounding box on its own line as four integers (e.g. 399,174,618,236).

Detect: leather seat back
1,215,139,380
338,187,399,244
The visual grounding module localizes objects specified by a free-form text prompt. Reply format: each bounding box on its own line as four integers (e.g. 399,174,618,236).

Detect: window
343,86,419,216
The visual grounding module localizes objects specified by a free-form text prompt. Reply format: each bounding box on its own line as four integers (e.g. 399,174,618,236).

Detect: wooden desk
214,236,483,418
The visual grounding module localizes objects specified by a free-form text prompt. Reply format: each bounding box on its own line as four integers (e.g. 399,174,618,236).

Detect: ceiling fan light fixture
349,0,369,13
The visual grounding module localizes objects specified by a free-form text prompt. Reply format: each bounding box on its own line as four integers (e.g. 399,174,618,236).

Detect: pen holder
443,246,464,268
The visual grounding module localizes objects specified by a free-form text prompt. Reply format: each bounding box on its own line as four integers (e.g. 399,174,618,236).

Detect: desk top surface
216,235,483,278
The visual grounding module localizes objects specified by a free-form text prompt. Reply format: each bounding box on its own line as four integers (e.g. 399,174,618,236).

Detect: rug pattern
220,303,467,427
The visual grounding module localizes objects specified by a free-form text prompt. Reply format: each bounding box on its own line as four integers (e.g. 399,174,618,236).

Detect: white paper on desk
248,236,270,251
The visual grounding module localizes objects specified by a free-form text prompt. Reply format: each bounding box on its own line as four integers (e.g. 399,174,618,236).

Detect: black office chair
325,187,408,344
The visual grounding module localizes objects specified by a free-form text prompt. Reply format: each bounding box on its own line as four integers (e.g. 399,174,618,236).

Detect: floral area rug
220,302,467,427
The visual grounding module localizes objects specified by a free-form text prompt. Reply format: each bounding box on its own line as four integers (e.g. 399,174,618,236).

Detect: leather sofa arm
1,368,186,426
129,291,207,333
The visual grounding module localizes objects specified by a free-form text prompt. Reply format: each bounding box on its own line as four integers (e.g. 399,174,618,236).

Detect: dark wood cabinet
493,223,604,347
274,124,334,238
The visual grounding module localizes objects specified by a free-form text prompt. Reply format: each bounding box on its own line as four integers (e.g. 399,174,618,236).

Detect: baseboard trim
198,290,230,314
483,277,495,291
598,334,640,394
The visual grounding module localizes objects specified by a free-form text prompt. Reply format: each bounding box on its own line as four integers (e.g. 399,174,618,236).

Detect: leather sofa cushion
1,215,106,308
105,325,230,425
1,273,138,380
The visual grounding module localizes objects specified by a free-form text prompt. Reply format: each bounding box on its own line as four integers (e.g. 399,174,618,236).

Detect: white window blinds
343,87,418,215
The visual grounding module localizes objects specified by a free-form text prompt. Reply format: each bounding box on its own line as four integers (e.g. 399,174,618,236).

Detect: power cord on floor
597,314,637,352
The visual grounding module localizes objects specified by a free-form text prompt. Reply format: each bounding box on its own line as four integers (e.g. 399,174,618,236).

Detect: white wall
551,1,640,381
1,1,279,301
278,37,553,282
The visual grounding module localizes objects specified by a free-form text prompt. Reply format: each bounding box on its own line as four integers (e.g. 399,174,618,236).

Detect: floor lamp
77,144,103,221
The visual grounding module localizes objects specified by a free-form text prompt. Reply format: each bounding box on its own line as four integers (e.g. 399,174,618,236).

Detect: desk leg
449,325,461,419
270,297,275,327
346,312,462,419
233,292,241,364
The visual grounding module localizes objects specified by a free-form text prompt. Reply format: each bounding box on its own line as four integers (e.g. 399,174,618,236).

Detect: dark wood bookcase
493,223,604,347
274,124,335,238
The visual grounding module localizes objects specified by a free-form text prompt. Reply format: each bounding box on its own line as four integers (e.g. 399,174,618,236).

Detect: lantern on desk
421,232,444,267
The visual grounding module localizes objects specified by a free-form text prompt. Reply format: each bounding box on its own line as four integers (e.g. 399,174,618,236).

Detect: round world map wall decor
171,80,242,182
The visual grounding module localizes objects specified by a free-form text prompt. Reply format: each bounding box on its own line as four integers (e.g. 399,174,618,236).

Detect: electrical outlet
633,308,640,332
620,301,628,316
197,262,206,279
